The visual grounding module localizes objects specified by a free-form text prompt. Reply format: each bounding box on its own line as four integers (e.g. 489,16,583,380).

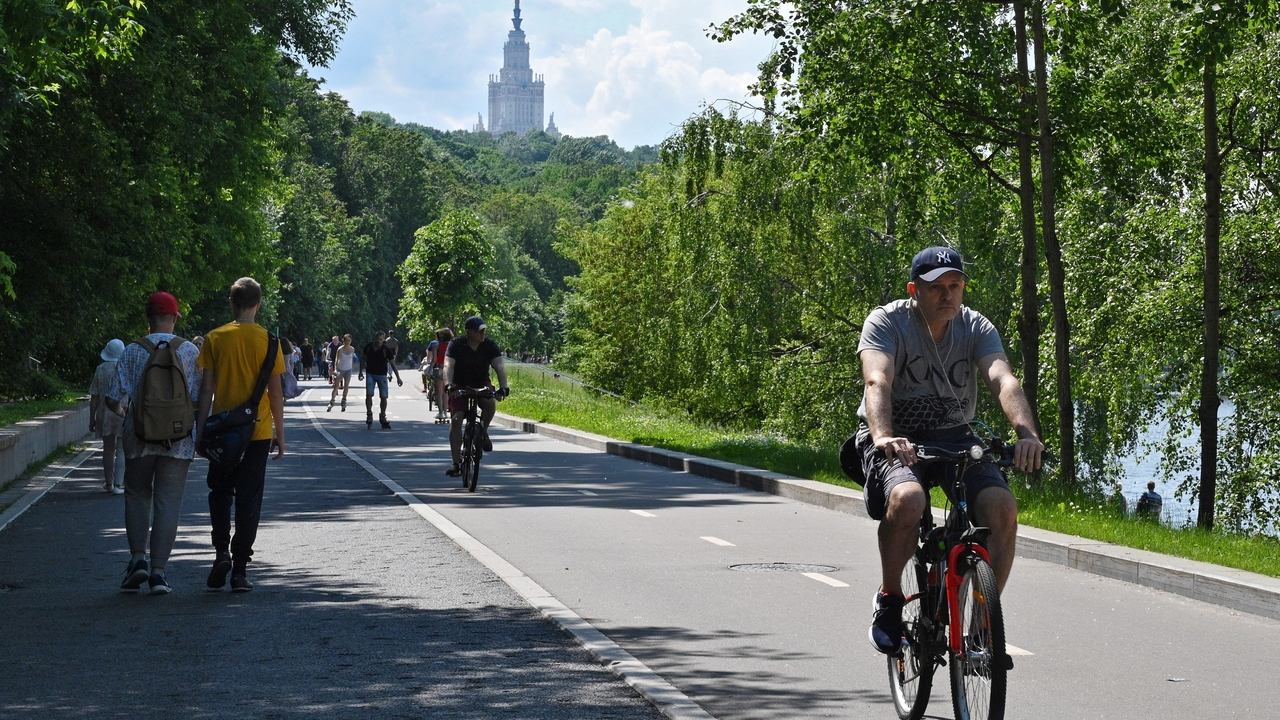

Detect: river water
1115,400,1235,527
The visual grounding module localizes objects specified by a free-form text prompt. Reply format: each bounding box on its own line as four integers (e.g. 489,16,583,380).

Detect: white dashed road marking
700,536,735,547
578,490,599,496
1006,644,1034,656
630,510,657,518
803,573,849,588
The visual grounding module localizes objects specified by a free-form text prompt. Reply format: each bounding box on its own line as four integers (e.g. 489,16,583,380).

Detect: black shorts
848,424,1009,521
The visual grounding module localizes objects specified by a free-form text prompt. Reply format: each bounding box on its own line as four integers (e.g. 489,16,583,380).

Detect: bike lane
312,377,1280,720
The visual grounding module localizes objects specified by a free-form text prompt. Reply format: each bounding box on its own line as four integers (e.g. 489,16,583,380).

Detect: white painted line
578,490,599,496
1006,643,1034,656
0,444,97,534
802,573,849,588
630,510,657,518
302,402,713,720
536,473,553,480
700,536,735,547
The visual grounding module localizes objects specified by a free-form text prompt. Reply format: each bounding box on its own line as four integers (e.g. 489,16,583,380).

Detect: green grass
506,366,1280,578
506,366,850,487
0,393,83,428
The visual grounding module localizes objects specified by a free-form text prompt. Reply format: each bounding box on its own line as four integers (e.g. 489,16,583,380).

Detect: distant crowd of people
86,292,515,594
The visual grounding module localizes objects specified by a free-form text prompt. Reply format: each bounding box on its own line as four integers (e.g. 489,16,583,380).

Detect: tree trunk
1198,55,1220,530
1031,0,1074,485
1013,1,1041,430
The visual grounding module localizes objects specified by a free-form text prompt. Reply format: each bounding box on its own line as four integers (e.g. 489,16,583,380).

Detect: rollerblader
360,331,402,429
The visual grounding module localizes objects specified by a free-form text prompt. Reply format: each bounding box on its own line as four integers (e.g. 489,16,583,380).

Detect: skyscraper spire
487,0,544,137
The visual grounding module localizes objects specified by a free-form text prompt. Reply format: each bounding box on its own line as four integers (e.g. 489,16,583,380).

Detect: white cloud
311,1,773,148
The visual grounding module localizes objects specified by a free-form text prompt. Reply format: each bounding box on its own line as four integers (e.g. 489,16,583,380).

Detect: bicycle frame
911,439,1010,655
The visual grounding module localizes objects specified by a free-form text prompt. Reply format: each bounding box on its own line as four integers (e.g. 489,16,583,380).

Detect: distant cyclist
360,331,402,429
426,327,454,421
443,316,508,476
849,246,1043,655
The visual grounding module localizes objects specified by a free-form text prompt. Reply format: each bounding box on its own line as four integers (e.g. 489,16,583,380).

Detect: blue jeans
366,373,389,397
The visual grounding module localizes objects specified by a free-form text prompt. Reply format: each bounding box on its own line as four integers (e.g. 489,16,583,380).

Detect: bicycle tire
888,555,934,720
466,451,480,492
949,557,1006,720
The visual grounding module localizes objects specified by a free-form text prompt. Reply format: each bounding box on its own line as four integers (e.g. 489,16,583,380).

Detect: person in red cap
105,291,202,595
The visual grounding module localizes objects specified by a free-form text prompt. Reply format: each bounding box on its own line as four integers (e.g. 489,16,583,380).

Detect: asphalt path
0,388,663,719
313,373,1280,720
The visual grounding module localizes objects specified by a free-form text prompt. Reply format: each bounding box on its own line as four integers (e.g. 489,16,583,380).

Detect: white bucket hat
101,339,125,362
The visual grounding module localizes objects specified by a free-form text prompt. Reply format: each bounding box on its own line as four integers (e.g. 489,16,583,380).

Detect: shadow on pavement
0,410,662,720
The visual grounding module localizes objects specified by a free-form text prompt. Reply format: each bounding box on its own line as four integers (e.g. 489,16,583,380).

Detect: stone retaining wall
0,403,90,485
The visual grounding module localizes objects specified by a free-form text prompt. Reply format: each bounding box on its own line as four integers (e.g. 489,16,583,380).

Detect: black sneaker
445,464,461,477
149,572,171,595
481,431,493,452
207,551,233,589
869,591,905,655
230,574,253,593
120,559,148,592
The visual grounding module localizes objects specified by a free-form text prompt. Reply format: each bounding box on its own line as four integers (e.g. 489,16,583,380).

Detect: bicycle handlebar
914,442,1015,468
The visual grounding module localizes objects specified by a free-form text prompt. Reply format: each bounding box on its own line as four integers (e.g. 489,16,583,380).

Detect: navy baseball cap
464,315,487,331
910,246,968,282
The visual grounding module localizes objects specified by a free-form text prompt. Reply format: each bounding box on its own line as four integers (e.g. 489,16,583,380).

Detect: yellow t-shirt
197,322,286,442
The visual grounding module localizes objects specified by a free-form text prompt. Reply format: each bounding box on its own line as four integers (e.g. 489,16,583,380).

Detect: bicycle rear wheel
462,420,480,492
888,555,934,720
949,557,1006,720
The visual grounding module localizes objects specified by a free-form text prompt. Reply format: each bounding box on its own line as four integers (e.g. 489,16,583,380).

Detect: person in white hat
89,339,127,494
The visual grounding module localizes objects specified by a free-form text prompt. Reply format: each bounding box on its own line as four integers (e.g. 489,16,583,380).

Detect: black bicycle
454,387,496,493
888,426,1015,720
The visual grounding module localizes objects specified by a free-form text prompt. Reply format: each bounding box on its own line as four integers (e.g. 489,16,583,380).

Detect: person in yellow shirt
195,277,286,593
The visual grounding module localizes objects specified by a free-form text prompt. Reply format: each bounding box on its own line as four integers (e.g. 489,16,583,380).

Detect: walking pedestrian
105,292,202,595
89,339,126,494
359,331,402,429
194,277,286,593
328,334,356,411
300,338,314,381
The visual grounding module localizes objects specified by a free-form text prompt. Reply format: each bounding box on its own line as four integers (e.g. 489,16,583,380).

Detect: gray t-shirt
856,299,1004,435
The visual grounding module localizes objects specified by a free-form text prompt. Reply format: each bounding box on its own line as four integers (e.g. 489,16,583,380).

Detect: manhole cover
730,563,838,573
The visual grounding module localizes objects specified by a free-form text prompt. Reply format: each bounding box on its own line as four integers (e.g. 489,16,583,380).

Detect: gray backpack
133,337,195,445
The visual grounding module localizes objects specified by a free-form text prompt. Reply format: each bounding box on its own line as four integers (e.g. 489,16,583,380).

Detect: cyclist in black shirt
443,316,509,476
360,331,402,429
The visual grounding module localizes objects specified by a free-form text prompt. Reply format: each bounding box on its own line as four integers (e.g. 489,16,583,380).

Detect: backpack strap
136,337,157,354
247,334,279,409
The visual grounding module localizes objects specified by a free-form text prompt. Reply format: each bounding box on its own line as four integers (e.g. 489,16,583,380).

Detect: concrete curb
0,402,90,486
493,412,1280,622
0,443,97,534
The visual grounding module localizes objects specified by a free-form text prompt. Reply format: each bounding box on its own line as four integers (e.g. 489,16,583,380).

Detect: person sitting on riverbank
1135,481,1163,519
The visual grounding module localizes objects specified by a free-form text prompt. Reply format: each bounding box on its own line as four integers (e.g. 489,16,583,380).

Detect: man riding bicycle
443,316,509,477
849,246,1044,656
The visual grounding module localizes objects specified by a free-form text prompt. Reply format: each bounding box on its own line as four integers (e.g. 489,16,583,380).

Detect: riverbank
505,367,1280,579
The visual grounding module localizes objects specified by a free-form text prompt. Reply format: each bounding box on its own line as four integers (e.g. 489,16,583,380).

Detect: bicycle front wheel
949,557,1007,720
888,555,934,720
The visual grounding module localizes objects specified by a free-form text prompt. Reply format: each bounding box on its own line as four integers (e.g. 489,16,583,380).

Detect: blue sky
307,1,775,149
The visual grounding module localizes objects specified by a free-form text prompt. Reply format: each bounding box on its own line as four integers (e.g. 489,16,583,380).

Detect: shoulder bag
197,335,278,468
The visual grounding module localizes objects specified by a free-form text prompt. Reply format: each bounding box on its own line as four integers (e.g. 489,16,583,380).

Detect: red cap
146,291,180,317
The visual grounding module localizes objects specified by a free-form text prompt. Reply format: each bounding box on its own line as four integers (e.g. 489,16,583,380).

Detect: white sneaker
112,485,124,495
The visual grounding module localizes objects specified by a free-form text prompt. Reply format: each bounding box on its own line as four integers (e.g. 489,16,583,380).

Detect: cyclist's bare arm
442,356,456,388
490,356,509,391
860,349,916,466
977,352,1044,472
